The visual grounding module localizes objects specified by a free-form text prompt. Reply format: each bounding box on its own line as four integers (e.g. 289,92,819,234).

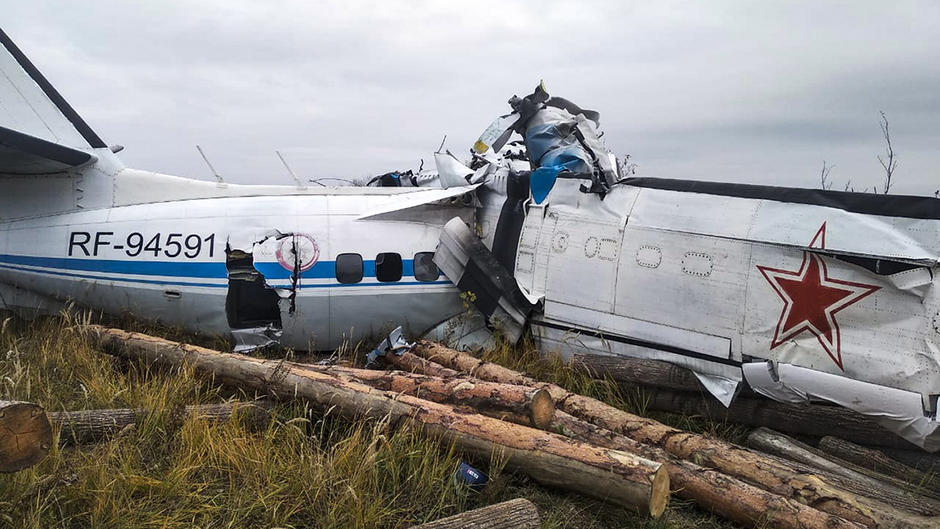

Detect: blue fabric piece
531,165,560,204
526,123,592,173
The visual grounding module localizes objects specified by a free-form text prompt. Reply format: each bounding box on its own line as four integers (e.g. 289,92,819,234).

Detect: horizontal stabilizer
0,125,96,174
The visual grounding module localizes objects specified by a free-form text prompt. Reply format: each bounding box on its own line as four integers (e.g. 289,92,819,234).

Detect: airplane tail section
0,27,122,218
0,27,115,175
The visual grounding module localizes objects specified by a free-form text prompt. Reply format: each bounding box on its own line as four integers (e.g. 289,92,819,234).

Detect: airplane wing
0,28,105,175
356,184,481,221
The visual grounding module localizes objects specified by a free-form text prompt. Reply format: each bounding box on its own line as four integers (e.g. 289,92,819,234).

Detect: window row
335,252,440,284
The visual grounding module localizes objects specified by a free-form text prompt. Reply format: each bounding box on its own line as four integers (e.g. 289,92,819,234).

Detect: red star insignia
756,223,879,370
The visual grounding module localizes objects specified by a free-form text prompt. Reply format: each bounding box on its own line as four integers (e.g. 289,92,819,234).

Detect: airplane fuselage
0,192,469,350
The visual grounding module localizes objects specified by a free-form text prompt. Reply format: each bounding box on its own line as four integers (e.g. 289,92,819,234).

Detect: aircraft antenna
196,145,225,184
276,150,307,189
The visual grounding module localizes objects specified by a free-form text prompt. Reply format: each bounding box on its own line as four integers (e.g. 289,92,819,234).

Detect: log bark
386,351,462,379
818,437,940,497
572,354,706,393
640,388,915,450
746,428,940,514
318,365,554,429
551,411,866,529
412,340,939,529
49,401,273,444
0,400,52,473
408,498,540,529
82,326,670,517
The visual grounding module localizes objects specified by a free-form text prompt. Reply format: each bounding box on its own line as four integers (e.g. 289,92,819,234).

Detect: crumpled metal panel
231,326,282,353
773,363,939,451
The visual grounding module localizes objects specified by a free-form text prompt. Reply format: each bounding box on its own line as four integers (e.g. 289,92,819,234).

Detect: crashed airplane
1,29,938,450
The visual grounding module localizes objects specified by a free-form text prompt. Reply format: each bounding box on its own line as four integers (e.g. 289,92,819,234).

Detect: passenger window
413,252,439,282
375,252,403,282
336,253,363,284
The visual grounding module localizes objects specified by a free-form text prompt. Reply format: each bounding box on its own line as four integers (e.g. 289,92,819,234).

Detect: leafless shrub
877,111,898,195
819,160,835,190
618,154,638,176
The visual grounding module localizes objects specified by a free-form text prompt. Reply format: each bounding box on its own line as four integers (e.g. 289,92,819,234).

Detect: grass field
0,311,742,528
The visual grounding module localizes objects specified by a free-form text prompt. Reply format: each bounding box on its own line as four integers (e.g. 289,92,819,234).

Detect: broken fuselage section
439,84,940,450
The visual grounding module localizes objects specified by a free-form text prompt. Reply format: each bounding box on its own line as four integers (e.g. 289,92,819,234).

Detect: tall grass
0,313,735,528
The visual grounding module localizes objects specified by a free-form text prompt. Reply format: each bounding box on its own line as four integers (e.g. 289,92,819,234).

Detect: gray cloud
3,1,938,195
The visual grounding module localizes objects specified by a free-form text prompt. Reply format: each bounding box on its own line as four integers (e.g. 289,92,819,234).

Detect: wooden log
880,447,940,475
818,437,940,496
319,365,554,429
746,428,940,514
572,354,706,393
82,326,670,517
640,388,916,450
412,340,940,529
49,401,273,444
408,498,540,529
386,351,462,378
552,411,866,529
0,400,52,473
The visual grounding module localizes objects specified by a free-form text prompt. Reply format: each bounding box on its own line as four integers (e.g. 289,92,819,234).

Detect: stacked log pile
15,325,927,529
409,341,940,529
81,325,670,518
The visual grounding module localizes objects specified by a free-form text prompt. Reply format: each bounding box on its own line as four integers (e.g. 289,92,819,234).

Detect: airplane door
277,232,330,349
515,203,557,300
543,212,621,313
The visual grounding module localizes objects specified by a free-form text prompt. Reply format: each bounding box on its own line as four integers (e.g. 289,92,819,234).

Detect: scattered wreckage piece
407,498,540,529
0,400,52,473
82,325,671,517
434,218,534,343
746,428,940,511
410,341,940,529
818,437,940,495
50,401,274,445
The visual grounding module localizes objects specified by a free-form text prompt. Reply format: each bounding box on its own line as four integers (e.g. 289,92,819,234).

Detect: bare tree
819,160,835,190
618,154,638,176
877,111,898,194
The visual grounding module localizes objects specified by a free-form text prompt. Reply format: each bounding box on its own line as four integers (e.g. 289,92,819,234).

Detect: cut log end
649,465,670,518
0,400,53,473
529,389,554,430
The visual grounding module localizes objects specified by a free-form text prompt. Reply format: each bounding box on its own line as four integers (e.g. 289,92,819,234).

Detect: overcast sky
3,1,938,195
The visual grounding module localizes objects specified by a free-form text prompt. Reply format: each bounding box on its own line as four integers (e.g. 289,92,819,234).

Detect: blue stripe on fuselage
0,253,227,278
0,254,445,289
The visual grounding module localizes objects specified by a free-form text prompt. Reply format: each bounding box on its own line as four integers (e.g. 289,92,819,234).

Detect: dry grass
0,312,739,528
